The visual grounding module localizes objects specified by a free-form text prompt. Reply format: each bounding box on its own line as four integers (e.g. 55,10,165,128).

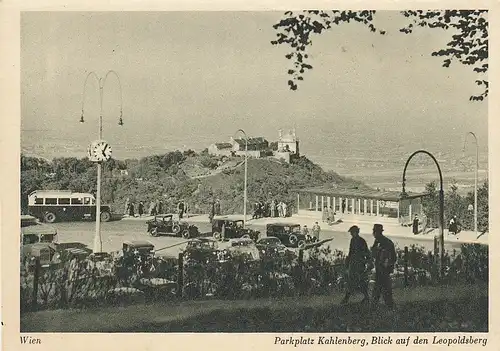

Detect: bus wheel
100,211,111,222
44,212,56,223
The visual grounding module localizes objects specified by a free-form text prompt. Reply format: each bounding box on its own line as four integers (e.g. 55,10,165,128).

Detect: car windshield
290,226,301,233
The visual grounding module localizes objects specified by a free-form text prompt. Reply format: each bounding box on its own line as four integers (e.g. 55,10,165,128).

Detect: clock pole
81,70,123,254
94,83,104,254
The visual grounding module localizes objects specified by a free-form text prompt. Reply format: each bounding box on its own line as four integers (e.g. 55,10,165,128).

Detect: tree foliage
271,10,488,101
421,180,489,232
20,152,364,216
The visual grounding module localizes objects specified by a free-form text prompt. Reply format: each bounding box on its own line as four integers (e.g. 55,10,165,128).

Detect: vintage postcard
1,0,498,349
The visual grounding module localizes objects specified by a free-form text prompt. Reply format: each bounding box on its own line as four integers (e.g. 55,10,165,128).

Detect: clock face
88,140,112,162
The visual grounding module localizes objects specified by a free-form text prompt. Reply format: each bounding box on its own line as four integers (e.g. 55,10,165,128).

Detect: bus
28,190,112,223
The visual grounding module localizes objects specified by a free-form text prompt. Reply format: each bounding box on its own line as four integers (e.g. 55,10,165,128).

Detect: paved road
52,219,464,257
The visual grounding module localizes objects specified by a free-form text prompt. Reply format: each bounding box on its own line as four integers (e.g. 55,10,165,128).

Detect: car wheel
44,212,56,223
242,234,250,239
298,240,306,249
182,230,190,239
289,234,298,246
172,224,181,234
213,232,222,241
150,228,159,237
100,211,111,222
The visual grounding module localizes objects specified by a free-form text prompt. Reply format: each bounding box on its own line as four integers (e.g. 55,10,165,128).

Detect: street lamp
80,70,123,253
402,150,445,277
234,129,248,228
463,132,478,237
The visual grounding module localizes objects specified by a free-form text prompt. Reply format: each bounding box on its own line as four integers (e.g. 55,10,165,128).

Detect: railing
21,243,488,313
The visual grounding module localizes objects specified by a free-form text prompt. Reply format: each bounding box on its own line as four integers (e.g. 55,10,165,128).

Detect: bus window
84,198,91,205
71,198,83,205
45,198,57,205
34,198,44,205
59,198,71,205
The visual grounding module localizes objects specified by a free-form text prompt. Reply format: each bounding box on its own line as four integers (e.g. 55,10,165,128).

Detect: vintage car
146,213,199,238
123,240,155,256
265,223,314,248
21,215,58,245
226,238,260,261
255,236,288,255
184,237,229,262
211,215,260,242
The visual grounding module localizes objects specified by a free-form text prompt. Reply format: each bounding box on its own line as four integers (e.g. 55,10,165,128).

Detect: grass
21,283,487,333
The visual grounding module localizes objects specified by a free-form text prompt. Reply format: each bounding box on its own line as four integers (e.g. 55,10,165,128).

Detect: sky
20,11,488,181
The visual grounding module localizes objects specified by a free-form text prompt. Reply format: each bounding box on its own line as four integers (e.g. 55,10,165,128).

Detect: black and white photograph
9,6,492,339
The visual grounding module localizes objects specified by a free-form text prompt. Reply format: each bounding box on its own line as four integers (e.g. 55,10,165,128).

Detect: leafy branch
271,10,488,101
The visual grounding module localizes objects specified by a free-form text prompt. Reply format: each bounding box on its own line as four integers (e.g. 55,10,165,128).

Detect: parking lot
50,217,463,257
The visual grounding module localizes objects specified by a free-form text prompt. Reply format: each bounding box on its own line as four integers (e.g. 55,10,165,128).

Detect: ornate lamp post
463,132,479,237
234,129,248,228
80,70,123,253
401,150,445,277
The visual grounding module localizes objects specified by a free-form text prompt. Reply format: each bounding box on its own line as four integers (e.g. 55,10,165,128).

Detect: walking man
342,199,346,214
270,199,276,218
214,199,221,216
412,214,419,235
177,201,185,219
371,224,396,309
341,225,371,304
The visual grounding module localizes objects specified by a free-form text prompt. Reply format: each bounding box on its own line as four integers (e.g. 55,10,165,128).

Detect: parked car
184,238,231,262
146,214,199,238
226,238,260,261
265,223,313,248
211,215,260,241
123,240,155,256
21,215,58,245
256,236,288,255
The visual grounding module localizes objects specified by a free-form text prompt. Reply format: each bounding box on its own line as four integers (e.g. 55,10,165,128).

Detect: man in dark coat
412,215,419,235
371,224,396,308
214,199,221,216
177,201,185,219
341,225,371,304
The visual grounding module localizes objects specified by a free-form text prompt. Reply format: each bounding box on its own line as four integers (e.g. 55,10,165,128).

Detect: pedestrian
322,206,328,223
270,199,276,218
371,224,396,309
157,200,163,215
177,201,185,219
328,206,335,225
149,201,157,216
129,202,135,217
138,201,144,217
282,202,288,217
124,198,130,217
277,202,283,218
341,225,371,305
312,221,321,241
449,215,460,238
342,199,346,214
412,214,419,235
214,199,221,216
252,202,259,219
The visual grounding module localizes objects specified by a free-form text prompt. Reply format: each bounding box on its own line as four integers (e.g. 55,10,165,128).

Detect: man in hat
371,224,396,308
341,225,371,304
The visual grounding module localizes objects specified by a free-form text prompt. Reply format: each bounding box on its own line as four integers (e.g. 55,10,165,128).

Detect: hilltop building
207,142,233,157
272,129,300,163
277,129,299,155
208,129,299,163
